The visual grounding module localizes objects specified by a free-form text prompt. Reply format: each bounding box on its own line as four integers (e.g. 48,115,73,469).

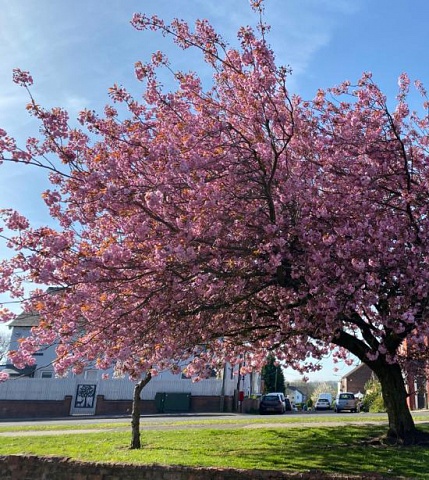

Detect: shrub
361,377,386,413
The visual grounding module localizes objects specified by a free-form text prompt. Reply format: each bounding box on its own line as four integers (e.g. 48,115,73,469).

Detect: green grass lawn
0,419,428,478
1,411,427,432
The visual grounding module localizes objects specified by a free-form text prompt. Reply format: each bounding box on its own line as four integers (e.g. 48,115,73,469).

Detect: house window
84,370,98,380
41,371,53,379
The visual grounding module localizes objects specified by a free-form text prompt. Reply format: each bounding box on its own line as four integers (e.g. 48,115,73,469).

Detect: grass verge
0,411,427,432
0,422,428,478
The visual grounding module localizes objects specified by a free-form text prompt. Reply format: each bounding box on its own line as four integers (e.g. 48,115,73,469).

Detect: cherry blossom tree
1,1,429,445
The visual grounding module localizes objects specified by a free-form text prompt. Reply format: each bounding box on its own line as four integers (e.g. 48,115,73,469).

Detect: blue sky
2,0,429,218
1,0,429,380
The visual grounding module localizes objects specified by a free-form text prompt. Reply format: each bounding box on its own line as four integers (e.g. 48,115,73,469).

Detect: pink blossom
12,68,33,87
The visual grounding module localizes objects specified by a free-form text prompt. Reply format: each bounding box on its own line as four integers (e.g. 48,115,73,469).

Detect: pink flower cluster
12,68,33,87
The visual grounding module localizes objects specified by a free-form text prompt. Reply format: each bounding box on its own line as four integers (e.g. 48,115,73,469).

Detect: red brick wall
343,365,373,394
190,395,231,412
0,455,403,480
0,394,235,419
95,395,235,415
0,396,72,419
95,396,158,416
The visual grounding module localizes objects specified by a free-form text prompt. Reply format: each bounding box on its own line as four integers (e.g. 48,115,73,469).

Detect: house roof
8,288,64,329
286,385,305,395
342,363,370,379
0,364,36,377
8,312,39,328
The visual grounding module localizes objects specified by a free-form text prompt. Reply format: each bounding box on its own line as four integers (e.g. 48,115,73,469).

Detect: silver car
335,392,359,413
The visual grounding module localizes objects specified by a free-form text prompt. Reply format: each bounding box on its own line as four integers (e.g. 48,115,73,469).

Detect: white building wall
2,322,261,401
0,378,77,401
0,367,255,401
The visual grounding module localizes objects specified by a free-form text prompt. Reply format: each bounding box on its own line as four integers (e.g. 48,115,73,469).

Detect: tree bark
373,362,417,445
130,372,152,450
332,331,424,445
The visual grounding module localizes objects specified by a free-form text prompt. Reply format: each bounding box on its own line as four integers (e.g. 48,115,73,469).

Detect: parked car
271,392,286,401
259,393,290,414
335,392,359,413
270,392,292,411
272,392,293,412
315,398,331,411
317,393,333,405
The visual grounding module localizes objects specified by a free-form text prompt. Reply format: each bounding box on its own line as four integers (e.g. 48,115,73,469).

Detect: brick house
406,368,429,410
339,363,373,396
341,359,429,411
399,338,429,410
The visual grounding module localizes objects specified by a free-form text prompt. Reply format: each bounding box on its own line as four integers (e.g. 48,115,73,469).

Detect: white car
335,392,360,413
315,398,331,411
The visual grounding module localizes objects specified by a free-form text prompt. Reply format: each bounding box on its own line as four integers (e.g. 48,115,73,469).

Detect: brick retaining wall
0,455,405,480
0,396,72,419
0,394,235,419
95,395,235,416
95,397,158,416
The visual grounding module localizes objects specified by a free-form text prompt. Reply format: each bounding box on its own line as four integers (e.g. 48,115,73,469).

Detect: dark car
271,392,292,411
259,393,290,414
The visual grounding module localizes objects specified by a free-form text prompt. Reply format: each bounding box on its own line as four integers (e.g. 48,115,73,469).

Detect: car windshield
263,395,280,402
339,394,354,400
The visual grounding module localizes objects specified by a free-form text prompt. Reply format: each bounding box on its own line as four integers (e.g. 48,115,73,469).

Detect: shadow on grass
249,425,429,479
3,422,428,478
136,424,429,478
131,425,429,478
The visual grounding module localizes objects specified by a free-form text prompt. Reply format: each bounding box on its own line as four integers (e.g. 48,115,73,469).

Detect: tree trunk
375,362,417,445
332,331,425,445
130,372,152,450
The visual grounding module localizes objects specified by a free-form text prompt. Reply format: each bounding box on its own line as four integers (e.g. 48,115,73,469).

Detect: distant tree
262,355,285,393
293,380,337,400
362,377,385,413
311,382,337,404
